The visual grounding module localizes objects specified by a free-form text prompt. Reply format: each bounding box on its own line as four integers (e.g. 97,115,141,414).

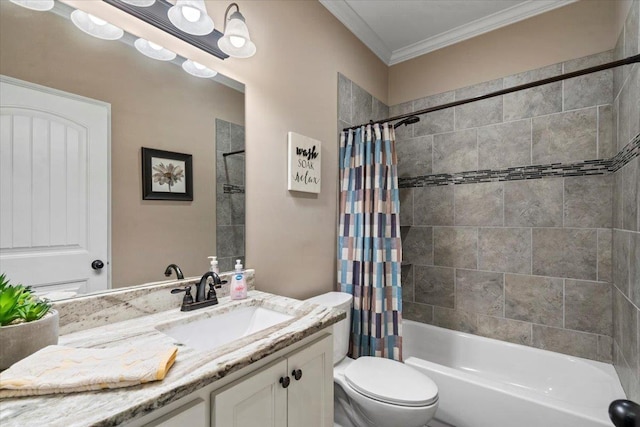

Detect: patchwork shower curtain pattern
338,123,403,361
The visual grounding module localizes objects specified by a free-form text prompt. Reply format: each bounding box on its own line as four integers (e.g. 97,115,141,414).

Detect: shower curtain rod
343,54,640,132
223,149,245,157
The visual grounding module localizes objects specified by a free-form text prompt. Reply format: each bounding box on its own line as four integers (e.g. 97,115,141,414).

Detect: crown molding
389,0,578,65
319,0,392,64
321,0,578,66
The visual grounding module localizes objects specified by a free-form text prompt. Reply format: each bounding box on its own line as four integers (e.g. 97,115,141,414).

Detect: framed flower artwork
141,147,193,201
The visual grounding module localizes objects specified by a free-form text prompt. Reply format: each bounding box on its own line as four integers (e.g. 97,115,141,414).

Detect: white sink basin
157,306,295,352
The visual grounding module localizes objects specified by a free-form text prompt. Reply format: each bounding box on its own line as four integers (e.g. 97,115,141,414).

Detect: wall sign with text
287,132,321,193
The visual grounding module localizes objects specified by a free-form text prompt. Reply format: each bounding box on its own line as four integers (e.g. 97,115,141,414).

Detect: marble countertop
0,291,344,427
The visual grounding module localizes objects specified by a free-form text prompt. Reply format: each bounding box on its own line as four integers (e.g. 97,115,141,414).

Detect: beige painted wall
45,0,619,299
0,2,244,287
55,0,388,299
389,0,621,105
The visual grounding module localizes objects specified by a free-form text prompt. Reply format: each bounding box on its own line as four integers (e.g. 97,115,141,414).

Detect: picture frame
141,147,193,201
287,132,321,194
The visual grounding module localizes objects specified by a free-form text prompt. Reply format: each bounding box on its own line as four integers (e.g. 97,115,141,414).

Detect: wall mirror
0,1,245,300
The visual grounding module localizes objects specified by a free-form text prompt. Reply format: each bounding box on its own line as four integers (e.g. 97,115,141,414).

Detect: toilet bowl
306,292,438,427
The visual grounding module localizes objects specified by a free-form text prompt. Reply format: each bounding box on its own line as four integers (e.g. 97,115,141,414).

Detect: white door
0,76,109,297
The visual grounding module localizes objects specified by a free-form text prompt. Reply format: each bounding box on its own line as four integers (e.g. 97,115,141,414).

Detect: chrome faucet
164,264,184,280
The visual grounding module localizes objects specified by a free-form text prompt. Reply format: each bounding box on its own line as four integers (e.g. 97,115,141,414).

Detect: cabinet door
287,335,333,427
142,398,206,427
213,359,288,427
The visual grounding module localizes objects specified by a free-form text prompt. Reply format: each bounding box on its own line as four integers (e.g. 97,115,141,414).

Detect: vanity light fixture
8,0,54,11
119,0,155,6
182,59,217,78
168,0,214,36
134,38,177,61
70,10,124,40
218,3,256,58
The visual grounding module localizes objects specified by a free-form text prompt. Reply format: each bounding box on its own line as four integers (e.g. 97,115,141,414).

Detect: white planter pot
0,310,59,370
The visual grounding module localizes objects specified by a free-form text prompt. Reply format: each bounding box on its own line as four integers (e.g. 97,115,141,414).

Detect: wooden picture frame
141,147,193,201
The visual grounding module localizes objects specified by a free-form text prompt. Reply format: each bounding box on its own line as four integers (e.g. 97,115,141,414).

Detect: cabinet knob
279,376,290,388
292,369,302,381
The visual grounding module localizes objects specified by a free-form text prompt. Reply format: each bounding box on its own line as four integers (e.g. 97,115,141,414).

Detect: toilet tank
306,291,352,364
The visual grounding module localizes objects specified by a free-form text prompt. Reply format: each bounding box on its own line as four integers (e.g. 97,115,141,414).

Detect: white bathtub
402,320,625,427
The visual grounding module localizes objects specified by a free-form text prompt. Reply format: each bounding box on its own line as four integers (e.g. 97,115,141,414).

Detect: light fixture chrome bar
47,1,245,93
102,0,229,60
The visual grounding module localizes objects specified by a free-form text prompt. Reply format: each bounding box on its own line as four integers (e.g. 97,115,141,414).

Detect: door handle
91,260,105,270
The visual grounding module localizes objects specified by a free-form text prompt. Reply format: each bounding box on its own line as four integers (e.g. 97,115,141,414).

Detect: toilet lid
344,357,438,407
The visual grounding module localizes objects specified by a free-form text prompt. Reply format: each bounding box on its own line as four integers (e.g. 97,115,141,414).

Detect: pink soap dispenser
230,259,247,300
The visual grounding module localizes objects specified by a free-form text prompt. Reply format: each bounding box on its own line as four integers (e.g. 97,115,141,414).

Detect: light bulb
134,38,176,61
182,59,217,78
168,0,213,36
230,36,245,48
9,0,54,11
218,8,255,58
181,5,201,23
88,14,107,26
70,9,124,40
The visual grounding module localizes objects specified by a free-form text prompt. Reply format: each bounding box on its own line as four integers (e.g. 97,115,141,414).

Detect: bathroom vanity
137,333,333,427
0,283,344,427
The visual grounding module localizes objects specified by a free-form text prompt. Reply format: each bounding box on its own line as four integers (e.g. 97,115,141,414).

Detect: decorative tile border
609,134,640,172
223,183,245,194
399,133,640,188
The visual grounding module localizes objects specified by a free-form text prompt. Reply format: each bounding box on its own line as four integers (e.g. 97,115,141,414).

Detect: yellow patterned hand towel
0,344,178,398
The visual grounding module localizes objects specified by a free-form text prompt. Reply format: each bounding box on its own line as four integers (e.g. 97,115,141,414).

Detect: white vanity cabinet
213,359,288,426
130,332,333,427
212,334,333,427
142,398,207,427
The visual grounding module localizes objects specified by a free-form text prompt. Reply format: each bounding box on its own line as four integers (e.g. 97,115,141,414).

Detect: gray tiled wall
337,11,640,399
338,73,389,131
395,47,624,366
612,0,640,403
215,118,245,273
390,51,616,177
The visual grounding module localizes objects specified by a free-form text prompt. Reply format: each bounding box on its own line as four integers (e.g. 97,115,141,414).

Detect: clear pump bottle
208,256,219,274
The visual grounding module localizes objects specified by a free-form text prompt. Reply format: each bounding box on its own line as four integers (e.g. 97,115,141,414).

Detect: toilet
306,292,438,427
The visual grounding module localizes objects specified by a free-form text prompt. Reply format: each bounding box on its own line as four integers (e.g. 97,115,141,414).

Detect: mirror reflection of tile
216,118,246,273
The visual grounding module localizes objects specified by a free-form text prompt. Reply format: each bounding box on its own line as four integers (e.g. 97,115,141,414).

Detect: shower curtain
338,123,403,361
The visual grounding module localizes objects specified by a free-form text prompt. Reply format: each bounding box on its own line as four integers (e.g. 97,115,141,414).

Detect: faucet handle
207,282,221,304
171,286,194,305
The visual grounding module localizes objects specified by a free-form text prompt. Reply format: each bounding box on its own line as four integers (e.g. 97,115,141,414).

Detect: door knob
279,376,290,388
91,260,105,270
292,369,302,381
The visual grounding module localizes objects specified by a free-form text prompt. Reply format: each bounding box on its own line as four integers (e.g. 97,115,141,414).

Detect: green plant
0,274,51,326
